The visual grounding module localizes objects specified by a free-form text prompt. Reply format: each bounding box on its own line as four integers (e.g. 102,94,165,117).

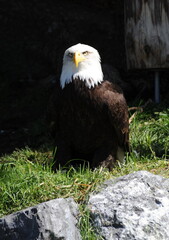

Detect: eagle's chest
61,95,99,129
58,83,116,152
59,85,108,134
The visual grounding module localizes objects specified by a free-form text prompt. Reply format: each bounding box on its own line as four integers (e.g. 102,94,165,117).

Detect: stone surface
0,198,81,240
88,171,169,240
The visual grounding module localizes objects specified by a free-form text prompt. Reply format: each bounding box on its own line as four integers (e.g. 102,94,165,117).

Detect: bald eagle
47,43,129,171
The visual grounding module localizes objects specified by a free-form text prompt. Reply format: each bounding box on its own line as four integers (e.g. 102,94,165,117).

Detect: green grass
0,104,169,239
131,108,169,159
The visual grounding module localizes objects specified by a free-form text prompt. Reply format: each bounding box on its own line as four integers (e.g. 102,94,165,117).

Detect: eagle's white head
60,43,104,89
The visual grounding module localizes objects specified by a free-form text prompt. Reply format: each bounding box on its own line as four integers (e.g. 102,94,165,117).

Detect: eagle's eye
68,52,73,58
83,51,89,56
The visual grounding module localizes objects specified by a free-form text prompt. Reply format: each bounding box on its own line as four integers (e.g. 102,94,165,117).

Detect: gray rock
88,171,169,240
0,198,81,240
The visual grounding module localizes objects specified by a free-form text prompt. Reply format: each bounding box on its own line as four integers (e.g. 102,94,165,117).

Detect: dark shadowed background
0,0,169,155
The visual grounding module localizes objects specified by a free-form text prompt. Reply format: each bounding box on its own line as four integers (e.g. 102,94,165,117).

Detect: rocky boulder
88,171,169,240
0,198,81,240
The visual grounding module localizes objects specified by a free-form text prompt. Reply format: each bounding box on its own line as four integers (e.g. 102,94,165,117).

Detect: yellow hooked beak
73,52,86,68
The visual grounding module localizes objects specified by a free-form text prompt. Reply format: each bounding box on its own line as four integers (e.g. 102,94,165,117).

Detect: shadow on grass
0,75,56,156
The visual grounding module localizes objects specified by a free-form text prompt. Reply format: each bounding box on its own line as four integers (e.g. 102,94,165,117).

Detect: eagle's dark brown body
47,79,129,170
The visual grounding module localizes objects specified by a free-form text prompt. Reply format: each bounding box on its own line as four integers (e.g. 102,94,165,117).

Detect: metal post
154,71,160,103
